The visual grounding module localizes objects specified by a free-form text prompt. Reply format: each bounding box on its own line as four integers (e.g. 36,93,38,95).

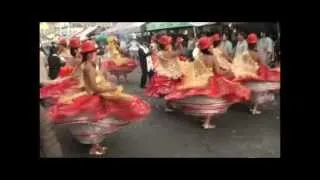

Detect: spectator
220,33,234,57
187,35,196,58
234,32,248,57
128,36,140,60
40,44,49,87
48,46,65,80
120,38,127,52
257,32,274,66
138,42,154,88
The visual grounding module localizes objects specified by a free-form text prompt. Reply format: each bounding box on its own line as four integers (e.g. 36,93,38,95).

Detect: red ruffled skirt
235,64,280,82
48,95,151,123
165,74,251,103
258,64,280,82
40,78,79,100
101,59,138,75
145,73,181,98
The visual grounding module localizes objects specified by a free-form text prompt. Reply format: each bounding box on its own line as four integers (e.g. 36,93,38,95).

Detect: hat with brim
247,33,258,44
80,40,97,53
198,36,211,50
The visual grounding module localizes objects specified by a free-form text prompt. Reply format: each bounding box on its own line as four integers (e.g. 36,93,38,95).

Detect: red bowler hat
247,33,258,44
69,37,81,48
158,35,172,46
80,40,96,53
198,36,211,50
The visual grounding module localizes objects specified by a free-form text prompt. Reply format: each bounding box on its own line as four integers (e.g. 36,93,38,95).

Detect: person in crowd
220,33,234,57
40,105,63,157
120,37,127,53
127,35,140,60
138,42,154,88
231,33,280,114
40,44,49,88
68,37,82,67
57,38,73,65
187,35,196,59
257,32,274,66
48,46,65,80
234,32,248,57
273,37,280,67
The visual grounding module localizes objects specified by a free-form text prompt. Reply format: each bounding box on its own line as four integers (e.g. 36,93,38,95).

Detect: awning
146,22,192,31
190,22,216,27
101,22,145,35
145,22,216,31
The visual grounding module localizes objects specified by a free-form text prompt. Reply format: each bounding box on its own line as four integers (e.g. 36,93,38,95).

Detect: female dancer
231,33,280,114
102,36,137,82
145,35,183,112
47,40,151,155
57,38,73,66
165,36,251,129
68,36,82,67
212,33,233,63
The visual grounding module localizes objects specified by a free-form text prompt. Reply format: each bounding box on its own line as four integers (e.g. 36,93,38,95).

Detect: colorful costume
101,36,137,81
45,41,150,155
231,33,280,106
145,35,182,98
166,36,251,119
40,37,83,102
40,66,80,102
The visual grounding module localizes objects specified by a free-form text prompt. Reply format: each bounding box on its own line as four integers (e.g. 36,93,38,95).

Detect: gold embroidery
231,51,259,79
156,52,182,79
176,56,212,90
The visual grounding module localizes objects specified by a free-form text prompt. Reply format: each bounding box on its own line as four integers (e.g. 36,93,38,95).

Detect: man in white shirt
220,33,233,57
257,32,274,65
234,32,248,57
138,42,153,88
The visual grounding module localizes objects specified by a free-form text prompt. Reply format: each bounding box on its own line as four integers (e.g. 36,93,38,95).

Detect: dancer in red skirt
40,37,84,102
231,33,280,114
47,40,151,155
165,36,251,129
101,36,137,82
145,35,184,112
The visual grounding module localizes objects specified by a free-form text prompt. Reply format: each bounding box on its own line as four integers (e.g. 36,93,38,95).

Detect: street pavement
54,67,280,158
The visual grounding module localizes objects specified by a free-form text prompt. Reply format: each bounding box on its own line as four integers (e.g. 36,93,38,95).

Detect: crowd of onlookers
125,30,280,67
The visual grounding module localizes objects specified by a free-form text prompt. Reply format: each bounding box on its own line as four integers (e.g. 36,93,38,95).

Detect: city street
54,67,280,158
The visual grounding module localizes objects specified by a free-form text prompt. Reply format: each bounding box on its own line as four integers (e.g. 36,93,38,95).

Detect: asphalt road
54,67,280,158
